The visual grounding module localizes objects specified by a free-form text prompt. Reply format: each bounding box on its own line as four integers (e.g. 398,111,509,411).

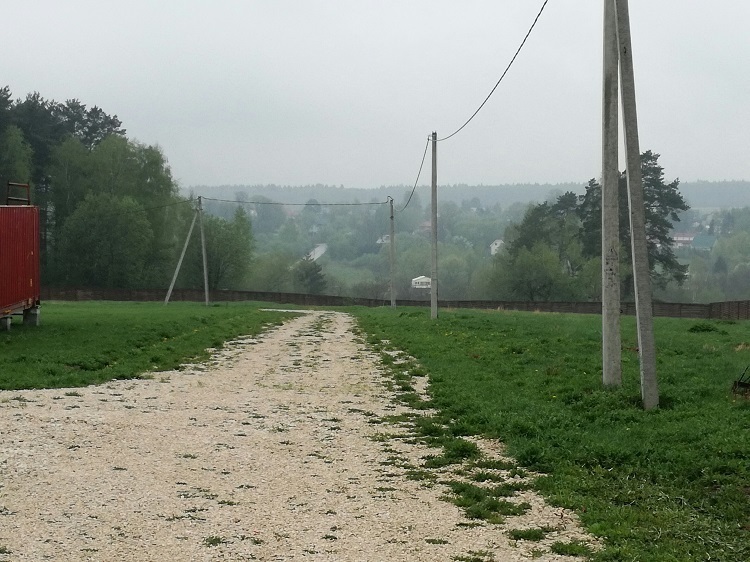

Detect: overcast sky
6,1,749,189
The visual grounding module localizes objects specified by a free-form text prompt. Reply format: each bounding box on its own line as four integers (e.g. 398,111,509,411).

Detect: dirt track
0,311,596,561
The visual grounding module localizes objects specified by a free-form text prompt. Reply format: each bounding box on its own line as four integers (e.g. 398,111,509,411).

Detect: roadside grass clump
350,306,750,561
396,391,430,410
472,459,517,471
444,481,530,523
550,540,594,557
507,527,551,541
470,471,506,483
405,468,437,482
202,535,227,547
377,352,435,411
452,550,495,562
423,437,481,468
0,301,296,390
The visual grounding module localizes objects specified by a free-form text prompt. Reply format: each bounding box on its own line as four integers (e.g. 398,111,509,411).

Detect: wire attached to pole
437,0,550,142
399,136,431,212
201,197,389,207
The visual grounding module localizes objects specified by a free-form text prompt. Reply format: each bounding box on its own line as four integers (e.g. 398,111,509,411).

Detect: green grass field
350,307,750,561
0,301,296,389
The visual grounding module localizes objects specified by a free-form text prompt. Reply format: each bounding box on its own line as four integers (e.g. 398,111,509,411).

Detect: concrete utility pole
198,196,210,307
615,0,659,409
164,206,199,305
389,197,396,308
430,132,439,320
601,0,622,387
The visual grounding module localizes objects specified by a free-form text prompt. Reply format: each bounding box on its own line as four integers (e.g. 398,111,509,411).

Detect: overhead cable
398,136,431,212
202,197,389,207
142,198,196,213
93,197,195,219
437,0,550,142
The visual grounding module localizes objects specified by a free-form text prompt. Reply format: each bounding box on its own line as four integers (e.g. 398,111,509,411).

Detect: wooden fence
39,287,750,321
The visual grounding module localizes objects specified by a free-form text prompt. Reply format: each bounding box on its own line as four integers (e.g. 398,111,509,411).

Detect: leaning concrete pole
389,197,396,308
602,0,622,387
430,132,439,320
164,206,199,305
615,0,659,409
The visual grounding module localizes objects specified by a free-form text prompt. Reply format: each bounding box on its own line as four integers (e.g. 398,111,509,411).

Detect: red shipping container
0,206,40,317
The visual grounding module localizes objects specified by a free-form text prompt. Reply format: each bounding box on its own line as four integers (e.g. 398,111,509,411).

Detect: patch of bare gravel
0,311,598,561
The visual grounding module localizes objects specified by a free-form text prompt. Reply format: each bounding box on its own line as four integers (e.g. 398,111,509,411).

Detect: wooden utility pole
198,196,210,306
389,197,396,308
602,0,622,387
430,132,439,320
615,0,659,409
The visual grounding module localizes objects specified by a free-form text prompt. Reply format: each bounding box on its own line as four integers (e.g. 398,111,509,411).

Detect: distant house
672,233,695,249
411,276,431,289
490,239,505,255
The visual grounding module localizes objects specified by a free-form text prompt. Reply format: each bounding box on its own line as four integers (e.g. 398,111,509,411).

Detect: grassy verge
0,301,296,390
350,306,750,561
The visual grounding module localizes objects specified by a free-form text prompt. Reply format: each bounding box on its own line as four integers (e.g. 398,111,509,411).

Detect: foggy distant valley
192,180,750,210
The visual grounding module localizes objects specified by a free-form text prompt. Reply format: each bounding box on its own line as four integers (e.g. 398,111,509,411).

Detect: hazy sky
6,1,749,189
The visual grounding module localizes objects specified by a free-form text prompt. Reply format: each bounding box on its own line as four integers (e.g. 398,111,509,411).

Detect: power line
399,136,431,212
141,198,196,213
201,196,389,207
437,0,550,142
76,197,195,220
197,0,549,222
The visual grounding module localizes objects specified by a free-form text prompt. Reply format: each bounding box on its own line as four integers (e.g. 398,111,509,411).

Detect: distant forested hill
189,182,584,208
189,180,750,209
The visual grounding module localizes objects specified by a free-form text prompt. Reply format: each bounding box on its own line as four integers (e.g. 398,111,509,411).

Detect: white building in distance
411,276,431,289
490,239,505,255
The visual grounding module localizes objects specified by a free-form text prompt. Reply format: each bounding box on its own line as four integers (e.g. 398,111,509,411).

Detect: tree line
491,151,689,301
0,86,252,291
